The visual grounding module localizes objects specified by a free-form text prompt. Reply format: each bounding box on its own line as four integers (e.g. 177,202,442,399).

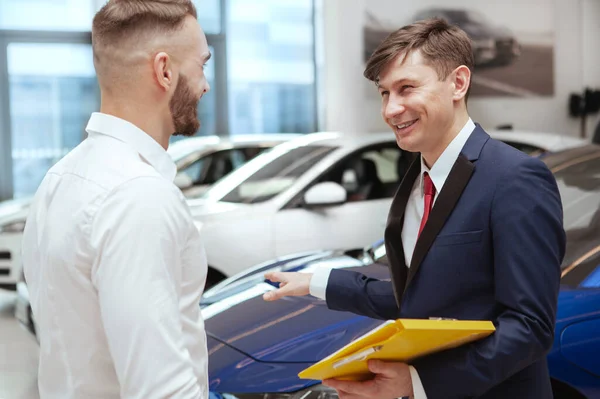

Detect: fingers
263,272,288,301
263,272,312,301
367,359,398,378
263,288,286,301
264,271,286,283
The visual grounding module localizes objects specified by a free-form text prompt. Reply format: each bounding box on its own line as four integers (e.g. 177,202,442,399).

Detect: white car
488,130,587,156
188,132,413,286
0,134,297,291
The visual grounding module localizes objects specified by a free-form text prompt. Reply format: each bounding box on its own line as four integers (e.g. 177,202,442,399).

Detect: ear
451,65,471,102
153,52,173,92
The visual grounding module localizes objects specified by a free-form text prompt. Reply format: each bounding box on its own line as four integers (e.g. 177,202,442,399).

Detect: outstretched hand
263,272,313,301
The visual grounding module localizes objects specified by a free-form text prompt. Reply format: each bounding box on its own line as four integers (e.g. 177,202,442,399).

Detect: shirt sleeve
409,366,428,399
90,176,202,399
309,267,332,300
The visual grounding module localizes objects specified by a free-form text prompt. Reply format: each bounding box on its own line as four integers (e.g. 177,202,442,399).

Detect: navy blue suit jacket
325,125,566,398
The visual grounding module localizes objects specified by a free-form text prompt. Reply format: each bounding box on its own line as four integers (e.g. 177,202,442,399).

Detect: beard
170,74,201,137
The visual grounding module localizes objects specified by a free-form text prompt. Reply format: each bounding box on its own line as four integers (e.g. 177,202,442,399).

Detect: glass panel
194,0,221,34
203,145,335,204
317,145,403,202
219,145,333,204
227,0,316,135
0,0,96,31
8,43,99,198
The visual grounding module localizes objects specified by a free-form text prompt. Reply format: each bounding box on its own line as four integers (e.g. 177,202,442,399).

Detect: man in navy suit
263,18,565,399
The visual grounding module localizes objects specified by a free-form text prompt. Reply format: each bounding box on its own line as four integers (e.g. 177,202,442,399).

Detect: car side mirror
173,172,193,189
303,182,347,208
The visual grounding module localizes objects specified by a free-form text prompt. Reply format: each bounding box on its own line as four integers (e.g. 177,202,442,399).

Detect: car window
216,145,336,204
551,153,600,286
316,144,411,202
178,156,209,185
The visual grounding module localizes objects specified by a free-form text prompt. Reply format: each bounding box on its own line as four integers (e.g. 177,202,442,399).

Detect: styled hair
364,18,474,99
92,0,197,51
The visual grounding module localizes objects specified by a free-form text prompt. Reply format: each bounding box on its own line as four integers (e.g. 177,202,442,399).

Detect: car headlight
0,220,26,233
212,384,339,399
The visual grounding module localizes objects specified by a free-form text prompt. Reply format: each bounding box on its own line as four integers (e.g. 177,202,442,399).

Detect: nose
203,81,210,94
382,96,406,121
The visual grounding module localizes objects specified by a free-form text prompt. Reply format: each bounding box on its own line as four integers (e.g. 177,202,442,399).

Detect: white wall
321,0,599,138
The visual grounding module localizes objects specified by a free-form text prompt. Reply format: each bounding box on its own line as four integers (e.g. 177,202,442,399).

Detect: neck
100,94,171,149
421,108,470,169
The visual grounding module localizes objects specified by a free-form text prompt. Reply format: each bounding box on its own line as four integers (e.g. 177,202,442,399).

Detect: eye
400,85,413,92
379,90,389,97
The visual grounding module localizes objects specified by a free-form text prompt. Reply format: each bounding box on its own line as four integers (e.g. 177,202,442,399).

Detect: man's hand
263,272,313,301
323,360,414,399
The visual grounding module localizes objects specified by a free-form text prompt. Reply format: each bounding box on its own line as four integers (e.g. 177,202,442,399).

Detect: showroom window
226,0,317,135
0,0,318,200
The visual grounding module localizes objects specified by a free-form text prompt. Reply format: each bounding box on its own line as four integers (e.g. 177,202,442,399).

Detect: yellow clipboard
298,318,495,381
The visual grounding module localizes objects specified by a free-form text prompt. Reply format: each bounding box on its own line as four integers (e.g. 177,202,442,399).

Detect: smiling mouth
394,119,419,130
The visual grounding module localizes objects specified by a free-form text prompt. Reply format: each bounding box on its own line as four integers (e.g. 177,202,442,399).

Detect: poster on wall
363,0,554,98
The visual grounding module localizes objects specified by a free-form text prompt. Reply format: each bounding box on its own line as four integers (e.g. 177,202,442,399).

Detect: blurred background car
488,130,587,157
199,143,600,399
187,131,414,287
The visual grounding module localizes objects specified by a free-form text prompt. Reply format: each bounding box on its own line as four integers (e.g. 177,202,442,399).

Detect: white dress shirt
309,118,476,399
22,112,209,399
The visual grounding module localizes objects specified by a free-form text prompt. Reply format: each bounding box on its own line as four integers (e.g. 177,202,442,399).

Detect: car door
273,143,412,256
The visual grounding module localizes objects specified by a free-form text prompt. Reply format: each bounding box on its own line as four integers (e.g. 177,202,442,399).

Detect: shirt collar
420,117,476,196
85,112,177,181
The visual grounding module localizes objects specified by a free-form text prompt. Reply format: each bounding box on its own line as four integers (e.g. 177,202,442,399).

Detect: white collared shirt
22,112,209,399
401,118,475,265
309,118,476,399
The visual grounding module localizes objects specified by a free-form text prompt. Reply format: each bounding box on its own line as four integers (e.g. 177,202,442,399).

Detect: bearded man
22,1,212,398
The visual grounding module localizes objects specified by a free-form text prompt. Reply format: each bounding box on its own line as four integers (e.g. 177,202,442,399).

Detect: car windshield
197,143,337,204
551,152,600,286
369,151,600,286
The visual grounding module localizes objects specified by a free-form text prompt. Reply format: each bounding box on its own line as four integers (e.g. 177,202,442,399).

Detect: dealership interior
1,0,600,398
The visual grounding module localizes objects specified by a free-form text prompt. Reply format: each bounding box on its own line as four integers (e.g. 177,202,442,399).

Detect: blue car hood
203,252,389,363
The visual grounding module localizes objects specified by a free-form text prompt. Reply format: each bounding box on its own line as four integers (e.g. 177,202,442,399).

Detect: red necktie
418,172,435,237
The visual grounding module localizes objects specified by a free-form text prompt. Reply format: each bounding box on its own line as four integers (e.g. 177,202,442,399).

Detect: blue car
203,144,600,399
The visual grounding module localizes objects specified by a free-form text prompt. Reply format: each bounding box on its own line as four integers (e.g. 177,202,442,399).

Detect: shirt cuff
308,267,332,300
409,365,428,399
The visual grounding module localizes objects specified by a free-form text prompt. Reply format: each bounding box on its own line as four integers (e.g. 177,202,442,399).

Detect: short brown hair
92,0,197,49
364,18,474,95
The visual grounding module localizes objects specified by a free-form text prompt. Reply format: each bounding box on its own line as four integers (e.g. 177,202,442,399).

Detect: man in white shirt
22,1,212,398
262,18,564,399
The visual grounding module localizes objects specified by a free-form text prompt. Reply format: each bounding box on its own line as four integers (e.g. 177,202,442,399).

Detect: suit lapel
384,154,420,308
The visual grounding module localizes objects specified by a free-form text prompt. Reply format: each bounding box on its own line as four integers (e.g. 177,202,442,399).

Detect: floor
0,290,39,399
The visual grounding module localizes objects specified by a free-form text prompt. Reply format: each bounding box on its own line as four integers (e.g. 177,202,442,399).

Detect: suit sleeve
411,157,566,398
325,269,400,320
